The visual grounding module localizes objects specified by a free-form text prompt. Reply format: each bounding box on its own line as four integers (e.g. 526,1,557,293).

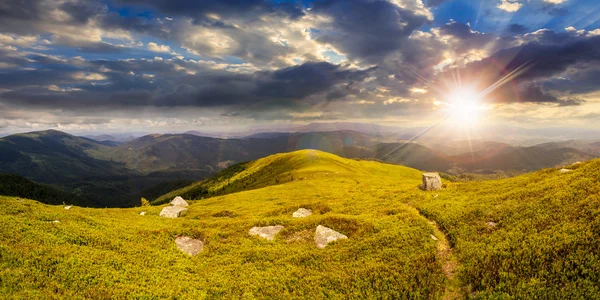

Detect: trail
427,219,461,299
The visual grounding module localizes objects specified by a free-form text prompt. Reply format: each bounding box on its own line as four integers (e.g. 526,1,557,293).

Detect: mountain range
0,129,596,207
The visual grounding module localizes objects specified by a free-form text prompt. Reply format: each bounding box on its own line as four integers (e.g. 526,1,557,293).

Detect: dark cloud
516,84,584,106
0,58,374,111
310,0,430,63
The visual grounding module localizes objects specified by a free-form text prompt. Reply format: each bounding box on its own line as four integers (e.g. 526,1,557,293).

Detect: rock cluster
175,236,204,256
421,173,442,191
160,196,189,218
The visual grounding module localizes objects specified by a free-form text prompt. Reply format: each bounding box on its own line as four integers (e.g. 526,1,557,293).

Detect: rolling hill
1,150,598,298
0,129,595,207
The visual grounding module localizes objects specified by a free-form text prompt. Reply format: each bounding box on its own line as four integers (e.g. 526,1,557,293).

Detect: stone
170,196,189,207
314,225,347,249
175,236,204,256
430,234,438,241
486,221,497,227
139,211,146,216
159,206,188,218
421,173,442,191
292,208,312,218
249,225,284,241
64,206,72,210
558,168,573,173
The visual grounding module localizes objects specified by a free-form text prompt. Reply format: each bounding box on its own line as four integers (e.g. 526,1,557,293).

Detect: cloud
308,0,431,64
0,57,375,111
147,42,171,53
497,0,523,12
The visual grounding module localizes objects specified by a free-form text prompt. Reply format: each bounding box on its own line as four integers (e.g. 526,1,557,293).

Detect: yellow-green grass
2,150,599,298
405,159,600,298
0,150,446,299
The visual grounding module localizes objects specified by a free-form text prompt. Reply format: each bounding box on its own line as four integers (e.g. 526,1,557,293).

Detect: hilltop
1,150,599,298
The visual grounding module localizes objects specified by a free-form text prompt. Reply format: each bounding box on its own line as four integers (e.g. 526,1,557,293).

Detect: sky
0,0,599,135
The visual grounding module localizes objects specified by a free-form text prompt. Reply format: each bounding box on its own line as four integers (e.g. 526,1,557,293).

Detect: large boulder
159,206,188,218
421,173,442,191
314,225,347,249
249,225,285,241
170,196,189,207
175,236,204,256
292,208,312,218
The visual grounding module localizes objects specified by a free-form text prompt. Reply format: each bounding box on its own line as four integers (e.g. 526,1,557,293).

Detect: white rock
249,225,285,241
139,211,146,216
314,225,347,249
292,208,312,218
558,168,573,173
486,221,497,227
159,206,188,218
175,236,204,256
421,173,442,191
64,206,72,210
170,196,189,207
430,234,438,241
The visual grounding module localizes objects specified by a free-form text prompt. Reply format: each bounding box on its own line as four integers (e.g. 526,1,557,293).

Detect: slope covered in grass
153,149,407,204
1,150,599,298
0,150,445,298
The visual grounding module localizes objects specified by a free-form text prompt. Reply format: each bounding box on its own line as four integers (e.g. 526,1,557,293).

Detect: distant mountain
535,140,600,156
0,130,127,184
101,130,378,174
1,129,596,207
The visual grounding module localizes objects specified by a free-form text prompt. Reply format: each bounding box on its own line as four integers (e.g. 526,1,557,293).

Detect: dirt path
428,219,461,299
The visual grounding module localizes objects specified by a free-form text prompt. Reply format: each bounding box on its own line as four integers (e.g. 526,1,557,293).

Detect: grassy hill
0,173,83,206
2,150,599,298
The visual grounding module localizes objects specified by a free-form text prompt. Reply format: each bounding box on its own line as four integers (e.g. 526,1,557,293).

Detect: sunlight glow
445,87,487,125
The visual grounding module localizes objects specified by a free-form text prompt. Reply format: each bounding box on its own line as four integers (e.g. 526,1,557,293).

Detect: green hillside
1,150,599,298
0,173,83,206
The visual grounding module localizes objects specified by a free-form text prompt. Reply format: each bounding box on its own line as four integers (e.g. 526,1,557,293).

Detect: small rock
47,220,60,223
292,208,312,218
139,211,146,216
572,161,581,165
249,225,285,241
486,221,497,227
175,236,204,256
430,234,438,241
159,206,188,218
421,173,442,191
558,168,573,173
170,196,189,207
314,225,347,249
64,206,72,210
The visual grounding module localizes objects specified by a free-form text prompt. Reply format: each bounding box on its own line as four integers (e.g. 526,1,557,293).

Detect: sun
445,87,487,125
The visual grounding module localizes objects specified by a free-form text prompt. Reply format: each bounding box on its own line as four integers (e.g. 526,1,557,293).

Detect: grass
1,149,599,298
0,150,445,298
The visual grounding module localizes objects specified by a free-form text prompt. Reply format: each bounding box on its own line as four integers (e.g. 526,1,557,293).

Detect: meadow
1,150,599,298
